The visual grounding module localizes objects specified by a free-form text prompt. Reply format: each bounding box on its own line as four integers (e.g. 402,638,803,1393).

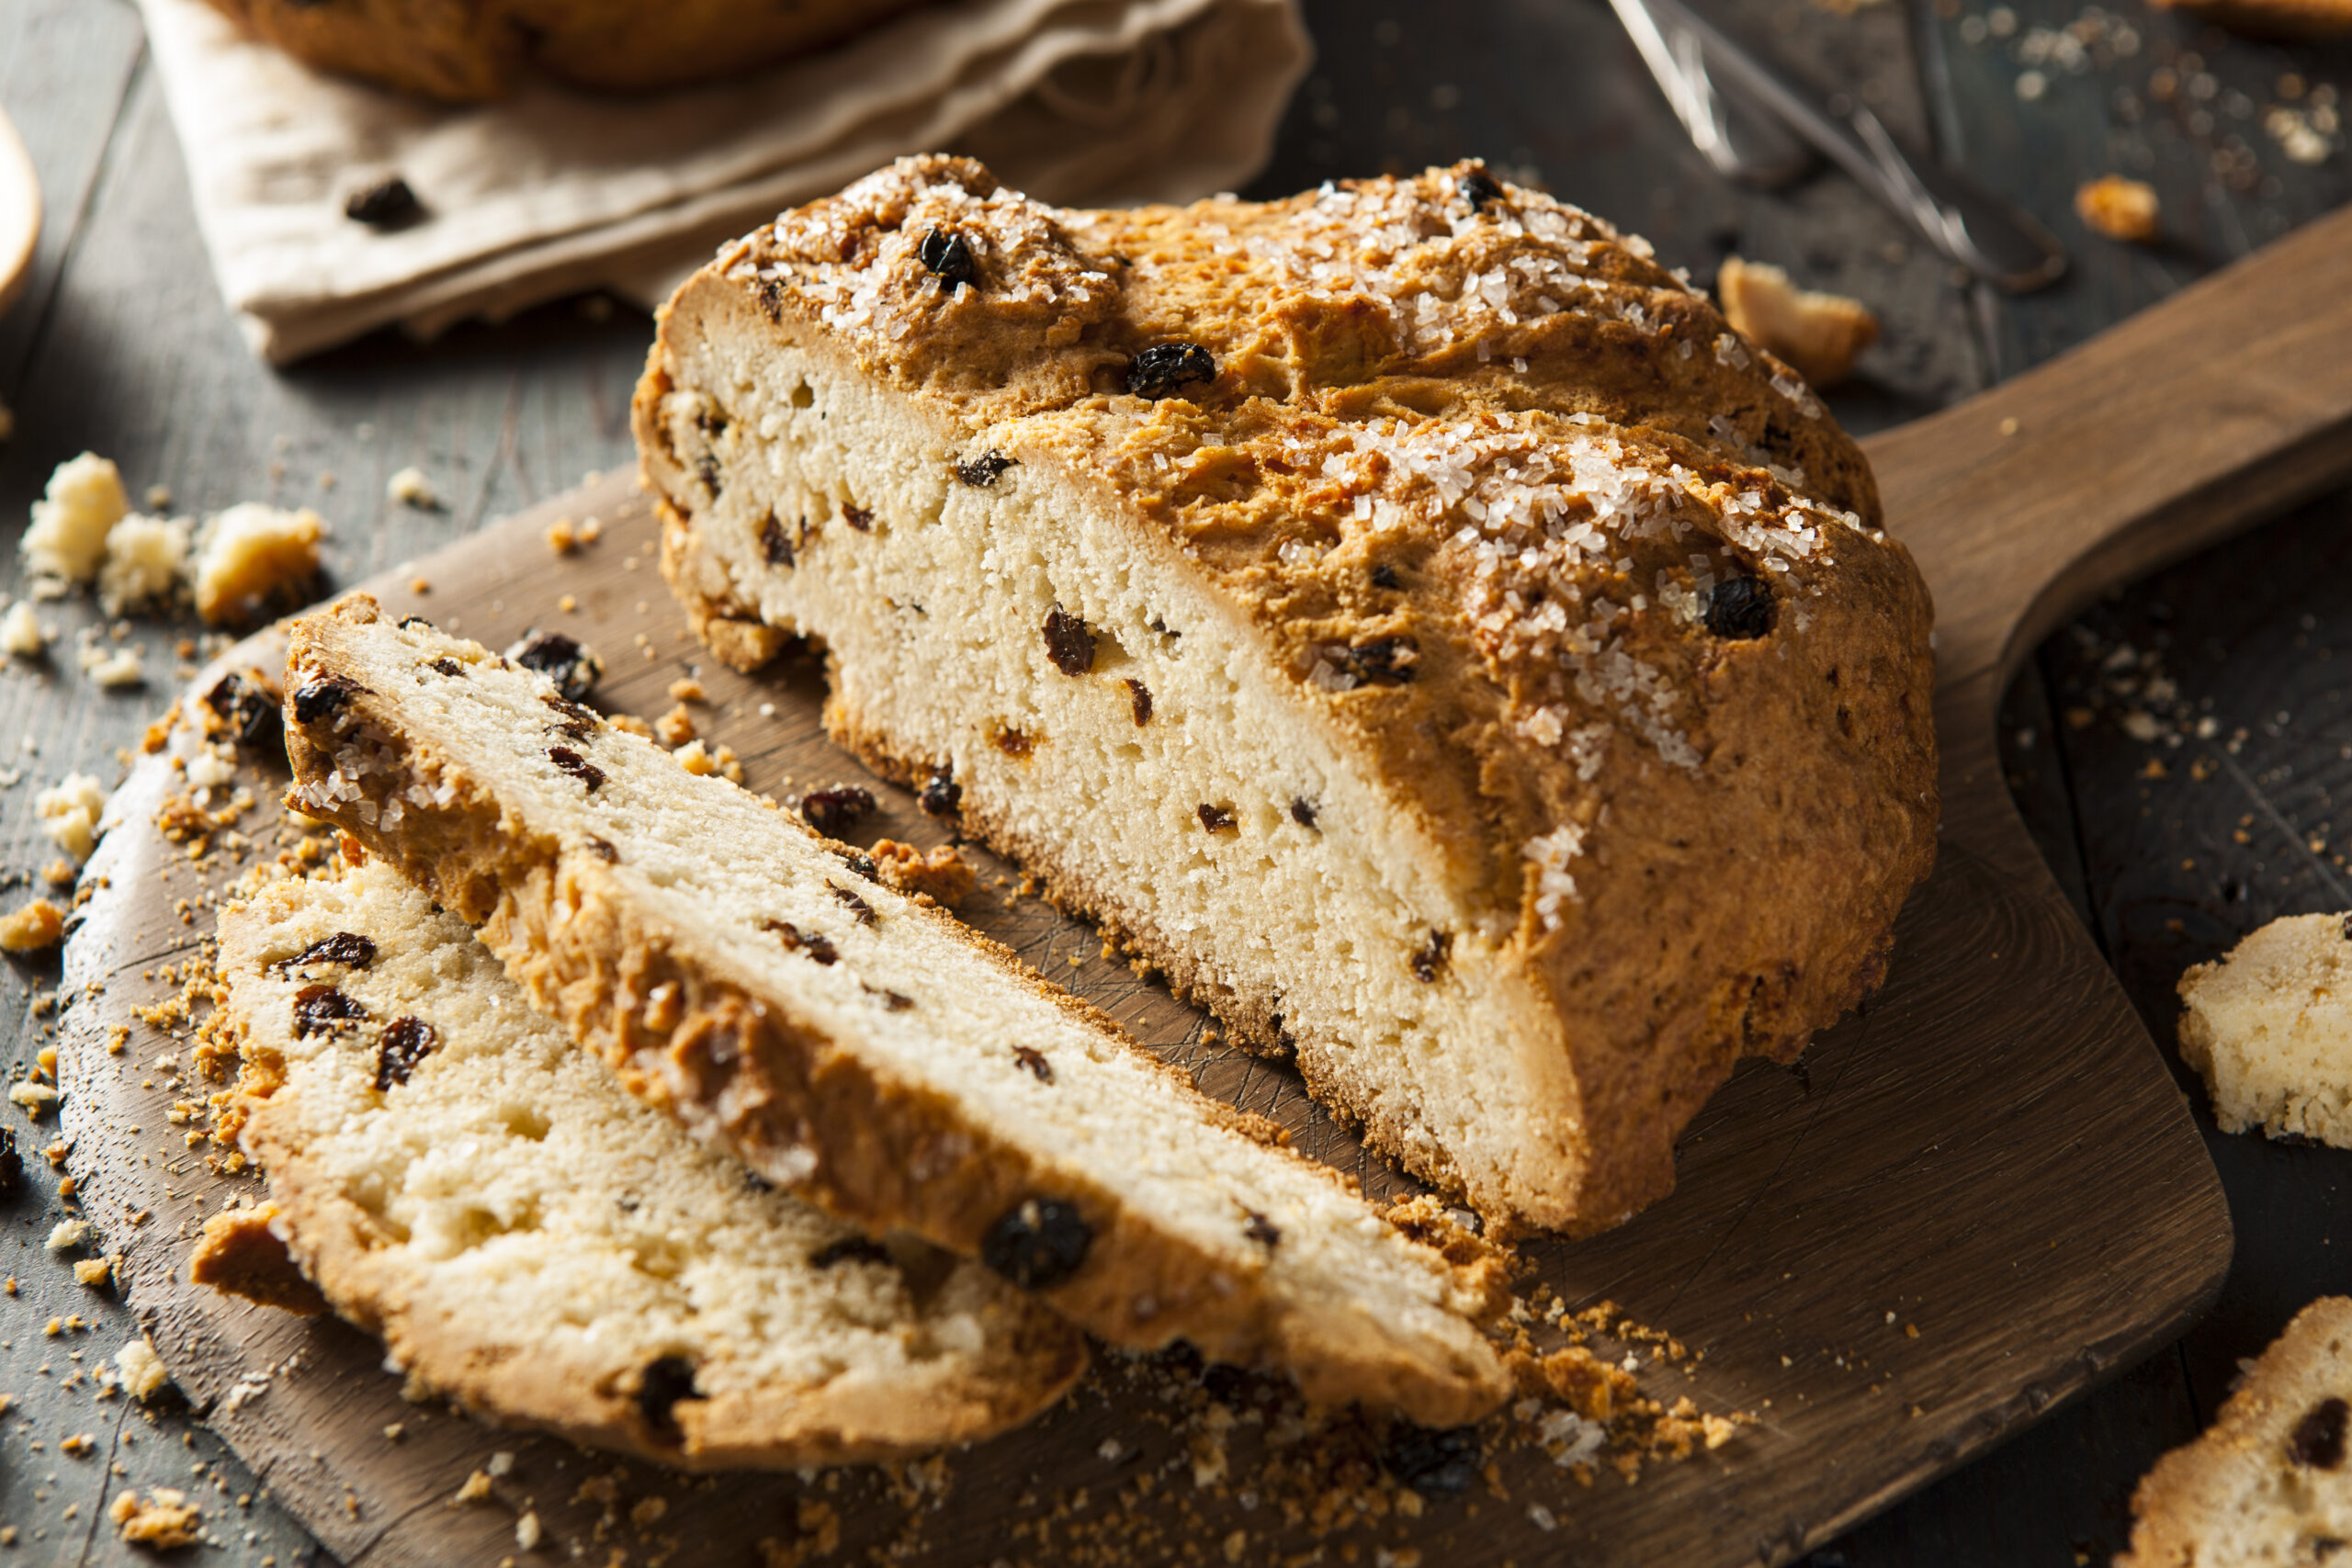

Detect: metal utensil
1611,0,2068,291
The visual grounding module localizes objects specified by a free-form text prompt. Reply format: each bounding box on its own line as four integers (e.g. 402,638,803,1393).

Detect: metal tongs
1608,0,2068,291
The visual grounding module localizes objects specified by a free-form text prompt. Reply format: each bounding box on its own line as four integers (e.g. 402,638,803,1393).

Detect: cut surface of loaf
280,596,1512,1427
2120,1297,2352,1567
198,0,931,101
214,855,1085,1468
634,154,1940,1235
2178,914,2352,1145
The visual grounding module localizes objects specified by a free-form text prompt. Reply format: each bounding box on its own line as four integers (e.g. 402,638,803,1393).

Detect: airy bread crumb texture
212,853,1087,1468
2179,913,2352,1145
280,595,1513,1427
2120,1296,2352,1567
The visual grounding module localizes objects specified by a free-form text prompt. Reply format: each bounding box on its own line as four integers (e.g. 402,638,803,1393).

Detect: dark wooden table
0,0,2346,1561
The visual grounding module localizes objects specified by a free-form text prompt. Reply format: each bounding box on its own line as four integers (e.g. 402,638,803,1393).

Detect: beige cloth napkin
135,0,1310,363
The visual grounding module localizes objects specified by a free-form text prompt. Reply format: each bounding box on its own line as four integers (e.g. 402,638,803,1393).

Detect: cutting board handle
1863,205,2352,863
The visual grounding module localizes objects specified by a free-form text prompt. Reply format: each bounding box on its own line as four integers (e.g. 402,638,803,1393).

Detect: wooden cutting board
55,206,2352,1568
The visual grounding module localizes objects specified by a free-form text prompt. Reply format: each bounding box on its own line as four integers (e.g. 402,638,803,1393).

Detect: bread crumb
22,453,129,589
0,898,63,953
188,1203,328,1315
110,1487,201,1549
61,1431,95,1456
515,1510,543,1550
546,517,578,554
116,1338,171,1400
453,1470,493,1503
558,594,577,613
655,705,697,746
868,840,978,908
667,677,707,704
37,773,107,862
2075,175,2160,242
46,1219,89,1251
193,504,322,627
387,467,438,508
74,1258,112,1287
1,601,48,657
97,515,190,616
608,713,655,739
90,646,145,688
673,739,744,783
1715,257,1879,389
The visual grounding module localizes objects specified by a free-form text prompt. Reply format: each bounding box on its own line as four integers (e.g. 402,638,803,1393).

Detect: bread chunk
2120,1297,2352,1566
634,155,1940,1235
198,0,931,101
280,597,1512,1427
213,856,1085,1466
2179,913,2352,1145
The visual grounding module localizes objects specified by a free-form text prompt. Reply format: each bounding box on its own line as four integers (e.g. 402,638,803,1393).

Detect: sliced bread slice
2120,1296,2352,1567
2178,913,2352,1145
212,854,1086,1468
632,154,1939,1236
279,595,1511,1427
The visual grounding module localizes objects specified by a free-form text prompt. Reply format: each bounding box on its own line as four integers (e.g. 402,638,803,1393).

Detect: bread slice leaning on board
278,596,1512,1427
633,153,1940,1236
209,855,1086,1467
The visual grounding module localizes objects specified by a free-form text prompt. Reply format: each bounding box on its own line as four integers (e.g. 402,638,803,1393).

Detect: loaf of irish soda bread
212,854,1085,1467
634,155,1940,1236
280,597,1512,1427
199,0,928,101
2120,1297,2352,1567
2178,913,2352,1146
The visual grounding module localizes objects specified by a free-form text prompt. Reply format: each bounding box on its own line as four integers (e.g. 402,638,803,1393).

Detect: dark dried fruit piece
982,1198,1091,1289
1456,167,1504,210
994,727,1034,759
956,451,1016,488
1705,575,1775,640
1243,1211,1281,1248
1013,1046,1054,1084
1043,605,1095,676
273,931,377,975
835,846,879,881
1125,678,1152,726
293,985,368,1038
345,175,423,229
542,693,599,741
587,837,619,863
916,227,977,287
865,985,916,1011
548,748,605,791
1332,637,1419,687
1411,930,1451,983
374,1016,438,1091
203,672,282,751
809,1236,894,1270
0,1127,22,1199
290,674,365,725
919,766,961,818
505,629,604,701
430,658,465,677
759,513,795,568
1385,1424,1479,1495
800,785,876,836
1290,798,1318,829
1125,343,1217,400
1370,564,1401,590
636,1356,701,1447
829,882,877,926
398,615,435,631
2291,1398,2350,1469
842,504,874,533
1198,803,1237,833
763,919,838,965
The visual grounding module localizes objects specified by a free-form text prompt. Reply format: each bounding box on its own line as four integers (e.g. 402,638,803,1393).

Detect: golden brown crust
281,594,1513,1427
639,157,1939,1235
187,1203,329,1316
198,0,931,102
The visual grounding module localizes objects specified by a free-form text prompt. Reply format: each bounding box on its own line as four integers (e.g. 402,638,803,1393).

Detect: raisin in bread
199,0,929,102
2120,1297,2352,1567
280,596,1511,1427
213,855,1085,1467
633,154,1940,1236
2178,914,2352,1145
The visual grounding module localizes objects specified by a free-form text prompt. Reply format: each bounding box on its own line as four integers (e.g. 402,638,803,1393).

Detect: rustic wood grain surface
0,0,2346,1562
